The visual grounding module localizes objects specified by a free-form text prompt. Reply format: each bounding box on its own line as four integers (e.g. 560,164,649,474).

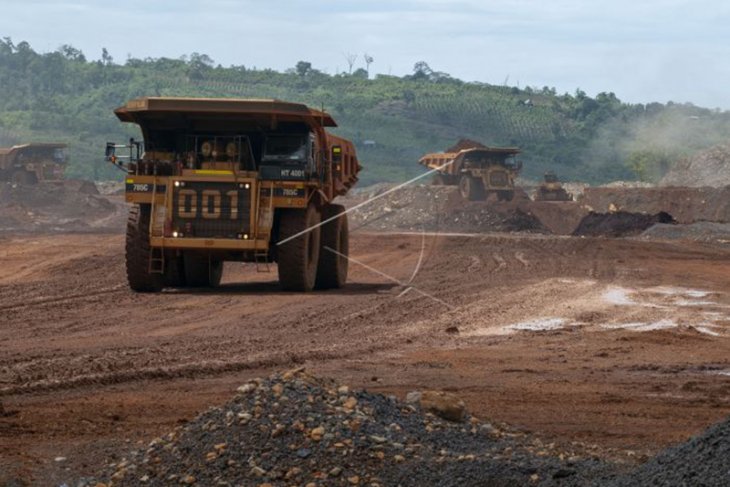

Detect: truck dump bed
419,146,521,176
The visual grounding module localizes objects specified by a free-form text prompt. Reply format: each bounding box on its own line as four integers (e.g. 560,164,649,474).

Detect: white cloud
0,0,728,107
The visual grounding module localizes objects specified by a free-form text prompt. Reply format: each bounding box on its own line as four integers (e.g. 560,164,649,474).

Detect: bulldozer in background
534,171,573,202
419,139,522,201
106,97,361,293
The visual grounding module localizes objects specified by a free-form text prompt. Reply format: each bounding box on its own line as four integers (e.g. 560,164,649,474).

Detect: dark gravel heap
84,369,611,487
572,211,675,237
609,416,730,487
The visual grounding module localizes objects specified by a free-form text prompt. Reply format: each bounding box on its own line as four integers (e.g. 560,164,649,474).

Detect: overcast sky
1,0,729,109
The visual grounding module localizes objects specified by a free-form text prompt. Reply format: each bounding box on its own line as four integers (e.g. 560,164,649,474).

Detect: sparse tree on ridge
343,52,357,74
364,53,374,78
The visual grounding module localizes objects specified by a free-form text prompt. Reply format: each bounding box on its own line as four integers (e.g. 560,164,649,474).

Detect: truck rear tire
432,173,446,185
183,253,223,288
11,169,37,185
316,204,349,289
126,204,163,293
277,204,321,292
459,175,485,201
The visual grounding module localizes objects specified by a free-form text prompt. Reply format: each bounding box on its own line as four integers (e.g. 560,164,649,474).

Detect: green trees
0,38,727,184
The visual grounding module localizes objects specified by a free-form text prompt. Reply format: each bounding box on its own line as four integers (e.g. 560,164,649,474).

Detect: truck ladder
148,178,165,274
253,183,274,273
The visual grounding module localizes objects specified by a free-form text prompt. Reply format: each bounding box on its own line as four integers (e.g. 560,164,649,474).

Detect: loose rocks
609,416,730,487
83,369,607,486
406,390,467,422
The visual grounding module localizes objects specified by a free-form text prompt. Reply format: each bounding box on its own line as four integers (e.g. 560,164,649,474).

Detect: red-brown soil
2,231,730,485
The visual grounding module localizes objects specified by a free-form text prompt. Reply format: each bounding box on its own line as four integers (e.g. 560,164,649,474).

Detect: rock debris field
78,369,730,487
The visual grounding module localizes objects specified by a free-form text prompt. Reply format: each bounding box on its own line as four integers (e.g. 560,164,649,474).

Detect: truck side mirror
105,142,116,161
332,145,342,164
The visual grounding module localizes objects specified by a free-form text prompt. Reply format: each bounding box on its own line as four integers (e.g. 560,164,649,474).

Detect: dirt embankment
580,186,730,224
0,180,127,233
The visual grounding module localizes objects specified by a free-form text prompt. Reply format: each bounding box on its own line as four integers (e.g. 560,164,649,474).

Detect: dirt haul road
1,231,730,484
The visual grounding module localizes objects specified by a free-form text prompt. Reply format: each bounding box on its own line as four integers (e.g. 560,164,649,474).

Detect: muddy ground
2,230,730,485
2,182,730,485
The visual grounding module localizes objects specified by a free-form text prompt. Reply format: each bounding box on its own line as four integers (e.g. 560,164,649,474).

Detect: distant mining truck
0,143,67,184
534,171,572,201
106,97,361,292
419,142,522,201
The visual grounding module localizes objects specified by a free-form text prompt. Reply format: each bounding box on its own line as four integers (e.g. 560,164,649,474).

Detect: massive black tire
497,190,515,202
126,205,163,293
277,204,321,292
432,173,446,185
183,253,223,288
315,204,349,290
10,169,37,185
459,175,485,201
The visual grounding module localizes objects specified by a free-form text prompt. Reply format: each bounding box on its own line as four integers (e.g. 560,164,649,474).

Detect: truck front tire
126,204,163,293
316,204,349,289
277,204,321,291
459,175,485,201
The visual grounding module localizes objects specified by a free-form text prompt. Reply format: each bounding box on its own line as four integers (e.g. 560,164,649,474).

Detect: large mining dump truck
419,139,522,201
0,143,67,184
106,97,361,292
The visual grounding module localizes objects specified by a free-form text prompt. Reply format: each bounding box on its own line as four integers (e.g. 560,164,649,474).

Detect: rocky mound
572,211,675,237
611,416,730,487
0,180,126,233
661,144,730,187
345,185,552,234
84,370,610,487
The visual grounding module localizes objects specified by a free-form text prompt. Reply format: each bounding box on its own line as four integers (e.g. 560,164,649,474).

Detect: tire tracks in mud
0,285,126,311
0,339,413,396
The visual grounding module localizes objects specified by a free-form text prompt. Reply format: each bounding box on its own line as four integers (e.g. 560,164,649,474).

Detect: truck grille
489,171,509,187
172,181,251,238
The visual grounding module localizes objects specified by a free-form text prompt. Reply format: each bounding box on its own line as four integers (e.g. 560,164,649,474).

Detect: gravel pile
0,180,125,233
83,369,610,487
610,416,730,486
344,184,549,234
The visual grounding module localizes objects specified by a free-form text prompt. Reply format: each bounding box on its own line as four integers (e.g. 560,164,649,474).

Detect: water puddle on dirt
601,319,678,332
602,287,637,306
649,286,711,298
505,318,568,332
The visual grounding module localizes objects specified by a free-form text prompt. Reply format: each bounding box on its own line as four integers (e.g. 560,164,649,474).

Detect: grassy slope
1,41,729,185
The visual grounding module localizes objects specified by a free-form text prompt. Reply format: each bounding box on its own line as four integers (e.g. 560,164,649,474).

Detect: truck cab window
262,135,307,163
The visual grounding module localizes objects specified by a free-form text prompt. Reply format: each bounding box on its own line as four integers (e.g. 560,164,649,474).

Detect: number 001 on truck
106,97,361,292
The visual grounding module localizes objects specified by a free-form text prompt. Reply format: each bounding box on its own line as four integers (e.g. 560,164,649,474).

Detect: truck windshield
262,135,306,162
53,148,66,163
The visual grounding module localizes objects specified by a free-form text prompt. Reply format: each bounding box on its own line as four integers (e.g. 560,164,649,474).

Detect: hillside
661,144,730,187
1,39,729,185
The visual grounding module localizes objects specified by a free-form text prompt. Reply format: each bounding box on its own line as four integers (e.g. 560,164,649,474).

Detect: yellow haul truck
0,143,67,184
419,140,522,201
106,97,360,292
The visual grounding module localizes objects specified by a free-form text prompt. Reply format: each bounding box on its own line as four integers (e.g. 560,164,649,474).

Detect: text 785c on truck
106,97,361,292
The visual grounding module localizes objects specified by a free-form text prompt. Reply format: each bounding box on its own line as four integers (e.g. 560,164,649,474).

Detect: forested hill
1,38,729,184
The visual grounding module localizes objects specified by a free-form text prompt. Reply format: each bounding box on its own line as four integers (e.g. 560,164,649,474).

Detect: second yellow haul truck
106,97,360,292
